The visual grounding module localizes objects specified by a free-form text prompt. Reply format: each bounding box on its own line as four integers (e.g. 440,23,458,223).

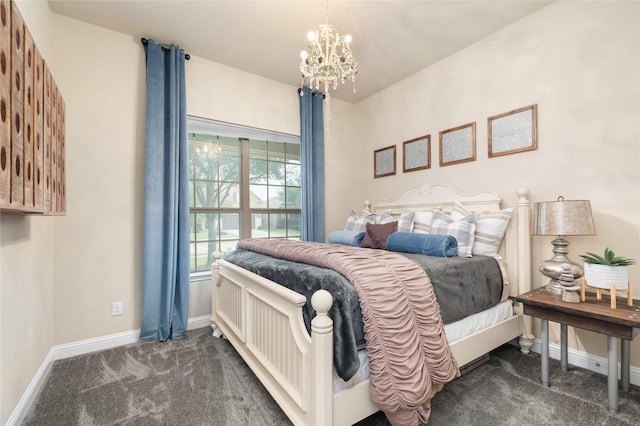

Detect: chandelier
299,4,357,101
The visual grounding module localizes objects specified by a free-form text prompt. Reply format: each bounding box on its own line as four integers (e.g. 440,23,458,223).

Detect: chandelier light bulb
307,31,316,42
344,34,352,44
300,50,308,60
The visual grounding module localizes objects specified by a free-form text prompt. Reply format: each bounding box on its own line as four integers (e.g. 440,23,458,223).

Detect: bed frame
210,184,534,425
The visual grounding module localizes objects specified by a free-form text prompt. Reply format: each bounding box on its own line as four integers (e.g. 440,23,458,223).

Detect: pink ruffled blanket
237,239,460,425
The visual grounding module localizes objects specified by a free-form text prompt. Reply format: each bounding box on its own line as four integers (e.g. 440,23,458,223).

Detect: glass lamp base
545,280,564,295
539,236,583,296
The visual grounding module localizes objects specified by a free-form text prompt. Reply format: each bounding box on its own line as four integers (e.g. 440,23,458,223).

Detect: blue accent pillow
386,232,458,257
328,230,365,247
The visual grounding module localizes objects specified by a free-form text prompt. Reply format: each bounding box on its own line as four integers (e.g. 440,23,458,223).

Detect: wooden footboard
212,259,335,425
210,185,533,425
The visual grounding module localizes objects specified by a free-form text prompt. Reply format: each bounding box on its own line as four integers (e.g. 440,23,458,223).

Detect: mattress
332,300,514,393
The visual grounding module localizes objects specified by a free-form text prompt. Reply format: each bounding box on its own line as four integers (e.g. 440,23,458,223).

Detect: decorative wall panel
43,63,51,212
33,44,43,210
24,26,34,208
10,1,24,208
0,0,10,205
1,0,65,214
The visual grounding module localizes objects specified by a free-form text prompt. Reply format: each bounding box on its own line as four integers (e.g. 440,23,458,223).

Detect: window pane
270,213,287,237
251,213,269,238
190,213,196,241
286,187,301,209
249,139,268,160
196,241,213,271
268,186,285,208
287,213,301,237
189,182,195,208
220,213,240,240
268,141,286,162
249,159,268,184
286,143,300,163
219,156,240,182
250,184,268,208
219,137,240,157
190,241,197,272
195,181,218,208
268,162,285,185
218,182,240,208
191,143,219,181
195,213,219,242
285,163,300,187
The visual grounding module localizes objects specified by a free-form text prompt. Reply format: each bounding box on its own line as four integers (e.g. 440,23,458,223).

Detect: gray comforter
224,247,503,381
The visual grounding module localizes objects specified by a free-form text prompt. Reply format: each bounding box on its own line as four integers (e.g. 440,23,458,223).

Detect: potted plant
579,247,636,290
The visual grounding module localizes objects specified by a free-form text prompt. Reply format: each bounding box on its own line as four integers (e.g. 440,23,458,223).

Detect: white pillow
430,210,477,257
412,209,440,234
450,202,513,256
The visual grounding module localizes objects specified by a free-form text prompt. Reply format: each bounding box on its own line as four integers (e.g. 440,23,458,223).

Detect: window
188,116,301,273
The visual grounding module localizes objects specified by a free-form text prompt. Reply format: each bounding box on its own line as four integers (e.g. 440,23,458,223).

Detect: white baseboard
6,315,212,426
529,338,640,386
5,348,55,426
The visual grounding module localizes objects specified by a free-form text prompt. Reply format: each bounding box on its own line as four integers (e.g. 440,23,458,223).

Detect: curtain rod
140,37,190,60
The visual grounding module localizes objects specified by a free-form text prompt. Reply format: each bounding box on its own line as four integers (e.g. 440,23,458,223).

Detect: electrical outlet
112,301,123,316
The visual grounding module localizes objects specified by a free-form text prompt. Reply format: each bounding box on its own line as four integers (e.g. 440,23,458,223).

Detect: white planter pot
583,263,629,290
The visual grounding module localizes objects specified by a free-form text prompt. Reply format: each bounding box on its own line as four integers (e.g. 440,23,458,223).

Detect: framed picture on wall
488,104,538,157
403,135,430,173
374,145,396,178
439,122,476,167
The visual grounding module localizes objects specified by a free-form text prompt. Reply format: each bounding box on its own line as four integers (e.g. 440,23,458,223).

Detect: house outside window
188,116,301,274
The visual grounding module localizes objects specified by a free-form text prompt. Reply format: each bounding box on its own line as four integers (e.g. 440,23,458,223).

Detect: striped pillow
430,210,478,257
412,209,440,234
344,210,376,232
397,211,415,233
376,209,395,224
473,209,513,256
450,202,513,256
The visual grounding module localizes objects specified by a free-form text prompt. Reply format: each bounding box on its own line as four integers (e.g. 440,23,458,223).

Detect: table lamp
532,196,596,294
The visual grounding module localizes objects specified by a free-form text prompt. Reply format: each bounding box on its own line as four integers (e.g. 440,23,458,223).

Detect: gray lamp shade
532,198,596,236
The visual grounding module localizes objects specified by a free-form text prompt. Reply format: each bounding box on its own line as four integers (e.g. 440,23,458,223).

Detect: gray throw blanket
225,248,365,381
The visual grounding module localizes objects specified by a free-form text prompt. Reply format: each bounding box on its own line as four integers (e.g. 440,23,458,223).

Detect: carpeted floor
23,326,640,425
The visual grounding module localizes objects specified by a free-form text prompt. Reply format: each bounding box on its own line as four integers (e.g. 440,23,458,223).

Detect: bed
210,184,534,425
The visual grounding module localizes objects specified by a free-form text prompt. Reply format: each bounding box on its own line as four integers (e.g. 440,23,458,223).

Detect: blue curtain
299,87,325,242
140,40,190,342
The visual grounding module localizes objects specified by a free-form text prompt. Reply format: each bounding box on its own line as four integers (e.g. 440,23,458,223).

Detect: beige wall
1,0,639,422
355,1,640,362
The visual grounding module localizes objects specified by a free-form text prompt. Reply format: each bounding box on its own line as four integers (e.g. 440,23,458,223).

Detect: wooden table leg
607,336,618,415
541,319,549,387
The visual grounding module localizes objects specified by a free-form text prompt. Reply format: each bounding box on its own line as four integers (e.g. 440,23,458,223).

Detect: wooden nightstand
513,288,640,415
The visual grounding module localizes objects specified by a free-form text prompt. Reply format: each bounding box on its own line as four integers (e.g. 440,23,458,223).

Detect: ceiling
47,0,553,103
